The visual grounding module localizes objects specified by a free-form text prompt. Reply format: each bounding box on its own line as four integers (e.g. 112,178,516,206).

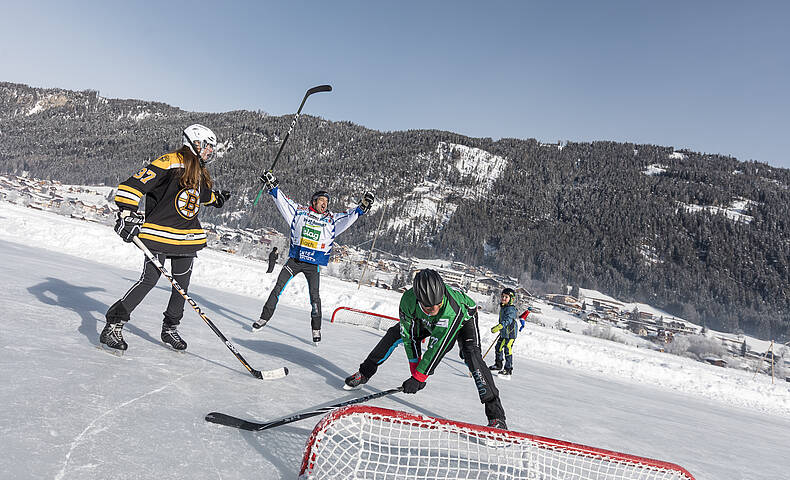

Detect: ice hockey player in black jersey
102,124,230,353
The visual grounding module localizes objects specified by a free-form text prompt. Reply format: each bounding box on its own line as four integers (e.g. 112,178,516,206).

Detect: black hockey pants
456,312,506,422
106,253,194,327
259,257,322,330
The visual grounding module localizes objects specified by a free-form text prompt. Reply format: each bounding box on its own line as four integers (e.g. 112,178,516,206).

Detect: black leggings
358,323,403,378
260,257,322,329
106,253,194,327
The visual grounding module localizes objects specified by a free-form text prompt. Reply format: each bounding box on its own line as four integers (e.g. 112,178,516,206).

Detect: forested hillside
1,81,788,340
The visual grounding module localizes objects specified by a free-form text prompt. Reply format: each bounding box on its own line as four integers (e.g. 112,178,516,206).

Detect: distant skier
102,124,230,353
349,269,507,429
252,171,374,344
266,247,278,273
488,288,520,378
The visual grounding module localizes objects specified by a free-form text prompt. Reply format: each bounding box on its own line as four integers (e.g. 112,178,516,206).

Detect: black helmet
501,288,516,305
311,191,330,204
413,269,445,307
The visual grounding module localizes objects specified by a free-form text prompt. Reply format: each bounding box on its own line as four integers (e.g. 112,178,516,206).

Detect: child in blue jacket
489,288,523,378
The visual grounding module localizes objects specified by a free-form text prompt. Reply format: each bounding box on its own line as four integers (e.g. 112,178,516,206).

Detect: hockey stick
357,202,386,289
205,387,402,431
253,84,332,205
482,334,500,360
131,237,288,380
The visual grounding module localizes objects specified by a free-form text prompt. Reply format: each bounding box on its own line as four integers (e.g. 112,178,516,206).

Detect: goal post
299,405,695,480
330,306,399,332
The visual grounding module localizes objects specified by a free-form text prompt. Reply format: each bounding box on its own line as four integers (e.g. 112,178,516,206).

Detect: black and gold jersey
114,152,218,255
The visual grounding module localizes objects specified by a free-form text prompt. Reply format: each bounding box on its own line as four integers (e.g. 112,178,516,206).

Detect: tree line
1,81,788,340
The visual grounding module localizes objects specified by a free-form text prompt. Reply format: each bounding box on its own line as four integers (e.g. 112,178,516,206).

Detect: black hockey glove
212,190,231,208
259,171,279,191
359,191,375,213
114,210,144,243
402,376,426,394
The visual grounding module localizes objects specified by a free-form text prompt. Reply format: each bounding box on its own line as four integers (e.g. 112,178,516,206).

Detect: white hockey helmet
182,124,217,164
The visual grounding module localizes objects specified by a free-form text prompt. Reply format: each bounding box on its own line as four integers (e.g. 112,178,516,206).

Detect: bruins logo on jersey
175,188,201,219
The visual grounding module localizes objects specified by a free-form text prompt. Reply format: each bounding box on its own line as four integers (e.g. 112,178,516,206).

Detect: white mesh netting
331,307,398,332
299,406,694,480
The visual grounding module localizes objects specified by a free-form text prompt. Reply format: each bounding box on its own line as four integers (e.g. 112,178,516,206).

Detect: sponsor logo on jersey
299,250,315,262
301,225,321,241
300,225,321,248
175,188,201,219
300,238,318,248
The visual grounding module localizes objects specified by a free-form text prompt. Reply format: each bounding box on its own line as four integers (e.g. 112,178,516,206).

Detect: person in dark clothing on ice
344,269,508,429
266,247,278,273
103,124,229,353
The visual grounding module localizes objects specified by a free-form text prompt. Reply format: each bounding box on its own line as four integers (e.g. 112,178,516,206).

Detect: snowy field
1,202,789,479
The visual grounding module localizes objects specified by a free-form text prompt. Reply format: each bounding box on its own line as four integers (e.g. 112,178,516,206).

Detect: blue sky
2,1,788,167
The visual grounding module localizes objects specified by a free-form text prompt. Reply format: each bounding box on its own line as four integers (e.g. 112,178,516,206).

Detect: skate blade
162,342,187,354
497,375,512,381
342,384,362,391
97,343,125,357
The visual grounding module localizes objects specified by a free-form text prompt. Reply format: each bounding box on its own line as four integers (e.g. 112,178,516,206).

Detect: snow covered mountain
1,201,789,479
2,80,789,343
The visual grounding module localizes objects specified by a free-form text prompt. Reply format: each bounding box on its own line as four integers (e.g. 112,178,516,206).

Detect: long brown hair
177,146,213,190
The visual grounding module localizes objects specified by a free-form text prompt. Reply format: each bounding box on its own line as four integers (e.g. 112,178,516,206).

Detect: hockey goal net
299,405,695,480
331,306,398,332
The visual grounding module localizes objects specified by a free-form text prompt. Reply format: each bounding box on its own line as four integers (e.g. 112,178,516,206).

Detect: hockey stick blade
205,412,262,431
306,84,332,96
205,387,402,432
252,366,289,380
261,84,333,176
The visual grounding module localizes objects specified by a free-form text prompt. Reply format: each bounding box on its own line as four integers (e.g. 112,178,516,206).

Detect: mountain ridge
1,81,788,340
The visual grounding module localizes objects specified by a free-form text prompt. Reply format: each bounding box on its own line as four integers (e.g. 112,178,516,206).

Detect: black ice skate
497,368,513,380
251,318,269,331
99,322,128,355
312,329,321,346
343,371,369,390
488,363,503,371
161,326,187,351
487,418,508,430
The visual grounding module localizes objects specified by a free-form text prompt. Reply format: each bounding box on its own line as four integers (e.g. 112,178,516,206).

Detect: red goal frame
299,405,695,480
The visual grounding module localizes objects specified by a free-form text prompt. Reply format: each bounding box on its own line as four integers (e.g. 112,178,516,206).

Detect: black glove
114,210,144,243
359,191,375,213
212,190,231,208
402,376,426,394
259,171,279,191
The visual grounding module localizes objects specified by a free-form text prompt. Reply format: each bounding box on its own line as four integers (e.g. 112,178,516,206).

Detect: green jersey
399,284,477,380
